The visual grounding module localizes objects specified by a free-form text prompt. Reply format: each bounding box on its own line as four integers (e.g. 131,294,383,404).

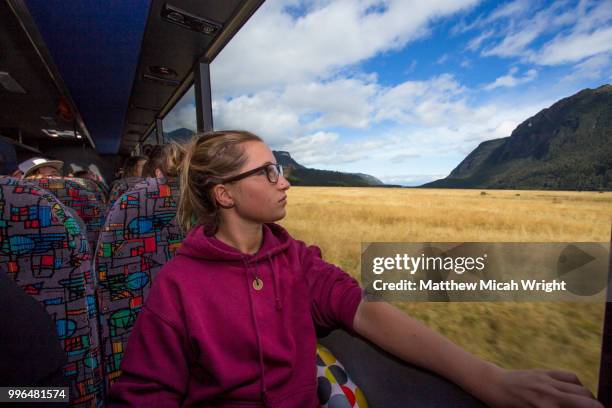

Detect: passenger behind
141,143,183,181
18,157,63,178
121,155,148,178
71,169,99,182
108,156,148,206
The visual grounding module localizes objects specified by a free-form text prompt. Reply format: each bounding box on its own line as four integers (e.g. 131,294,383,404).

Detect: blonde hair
177,130,263,233
142,142,184,178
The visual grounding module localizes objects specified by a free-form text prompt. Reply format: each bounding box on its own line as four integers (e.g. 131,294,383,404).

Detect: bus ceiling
0,1,93,152
1,0,264,156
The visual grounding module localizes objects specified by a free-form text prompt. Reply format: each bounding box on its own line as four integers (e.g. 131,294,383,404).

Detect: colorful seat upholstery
96,177,182,392
317,344,368,408
69,177,108,204
29,177,106,250
108,177,143,207
0,177,104,407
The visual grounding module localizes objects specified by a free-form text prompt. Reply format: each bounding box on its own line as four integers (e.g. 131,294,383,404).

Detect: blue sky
163,0,612,186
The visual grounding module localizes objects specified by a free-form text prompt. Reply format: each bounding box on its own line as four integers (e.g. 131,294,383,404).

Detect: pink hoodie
109,223,363,407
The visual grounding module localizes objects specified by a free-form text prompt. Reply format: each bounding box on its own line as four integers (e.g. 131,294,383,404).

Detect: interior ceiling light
0,71,26,94
43,129,83,138
149,66,177,78
43,129,59,138
161,3,222,36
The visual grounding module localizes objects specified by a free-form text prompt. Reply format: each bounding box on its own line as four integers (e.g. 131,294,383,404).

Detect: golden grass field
279,187,612,393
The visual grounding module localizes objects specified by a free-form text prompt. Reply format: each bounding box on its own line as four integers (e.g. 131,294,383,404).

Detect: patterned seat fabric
29,177,106,250
0,177,104,407
96,177,183,392
317,344,368,408
108,177,143,207
68,177,108,204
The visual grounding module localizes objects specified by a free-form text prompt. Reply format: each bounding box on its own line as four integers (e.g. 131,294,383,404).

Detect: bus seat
96,176,183,394
318,329,487,408
316,343,368,407
107,177,144,207
68,177,108,204
0,177,105,407
29,177,106,250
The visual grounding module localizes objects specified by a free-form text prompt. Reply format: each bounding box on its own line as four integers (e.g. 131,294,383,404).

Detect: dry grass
279,187,612,393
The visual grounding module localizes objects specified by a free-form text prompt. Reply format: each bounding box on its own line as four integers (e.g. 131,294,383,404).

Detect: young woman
109,131,601,408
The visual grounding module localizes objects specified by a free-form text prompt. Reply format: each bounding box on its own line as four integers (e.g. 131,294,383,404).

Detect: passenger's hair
177,130,263,233
142,143,183,178
72,170,91,178
122,155,148,177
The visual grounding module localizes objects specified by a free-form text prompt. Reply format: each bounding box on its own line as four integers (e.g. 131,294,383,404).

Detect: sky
163,0,612,186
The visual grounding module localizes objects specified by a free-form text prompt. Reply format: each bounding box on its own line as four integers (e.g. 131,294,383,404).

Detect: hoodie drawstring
267,253,282,311
242,255,283,406
243,259,270,407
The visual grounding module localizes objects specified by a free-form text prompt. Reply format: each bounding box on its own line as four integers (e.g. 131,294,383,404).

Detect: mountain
274,151,305,170
164,128,194,142
272,151,386,187
423,85,612,191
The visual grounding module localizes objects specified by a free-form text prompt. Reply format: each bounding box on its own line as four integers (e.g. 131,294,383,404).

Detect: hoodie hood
178,223,292,263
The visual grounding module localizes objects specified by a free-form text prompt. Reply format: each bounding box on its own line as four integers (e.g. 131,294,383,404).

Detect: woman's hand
482,367,603,408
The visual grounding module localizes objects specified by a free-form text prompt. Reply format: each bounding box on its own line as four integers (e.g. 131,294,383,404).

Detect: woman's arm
353,300,602,408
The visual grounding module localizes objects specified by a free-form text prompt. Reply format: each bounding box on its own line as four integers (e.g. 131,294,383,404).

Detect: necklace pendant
252,277,263,291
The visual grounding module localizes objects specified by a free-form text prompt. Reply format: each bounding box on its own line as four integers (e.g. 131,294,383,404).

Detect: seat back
29,177,106,249
108,177,143,207
0,177,104,407
68,177,108,204
96,177,183,391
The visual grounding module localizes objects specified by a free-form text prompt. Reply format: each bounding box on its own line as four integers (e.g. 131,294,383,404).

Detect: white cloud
484,67,538,90
535,27,612,65
466,29,494,51
379,174,446,186
374,74,470,126
213,92,302,146
390,153,420,163
282,78,377,129
436,53,449,64
482,28,541,58
563,52,612,81
487,0,531,21
211,0,479,97
461,0,612,65
282,131,388,166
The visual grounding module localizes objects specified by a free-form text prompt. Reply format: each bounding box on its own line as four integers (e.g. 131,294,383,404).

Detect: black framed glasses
221,163,284,184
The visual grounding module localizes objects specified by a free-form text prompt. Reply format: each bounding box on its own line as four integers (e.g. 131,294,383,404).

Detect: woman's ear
212,184,235,209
